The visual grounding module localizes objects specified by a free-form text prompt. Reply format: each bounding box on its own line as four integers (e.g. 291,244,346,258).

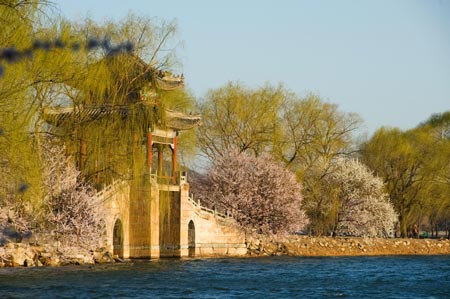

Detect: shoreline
246,235,450,257
1,236,449,268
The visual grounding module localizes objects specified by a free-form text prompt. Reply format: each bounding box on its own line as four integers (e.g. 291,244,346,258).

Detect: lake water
1,256,449,298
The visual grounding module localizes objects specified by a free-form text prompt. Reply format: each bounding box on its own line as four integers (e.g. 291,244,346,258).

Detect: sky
54,0,450,135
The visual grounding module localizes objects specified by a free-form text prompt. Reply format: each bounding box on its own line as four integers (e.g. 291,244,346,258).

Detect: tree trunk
399,215,407,238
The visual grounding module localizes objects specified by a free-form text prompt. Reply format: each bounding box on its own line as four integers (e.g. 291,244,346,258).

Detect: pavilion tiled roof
42,106,201,131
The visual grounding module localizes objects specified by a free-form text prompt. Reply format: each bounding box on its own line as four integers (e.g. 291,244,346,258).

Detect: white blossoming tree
326,157,398,237
191,150,306,235
41,143,105,251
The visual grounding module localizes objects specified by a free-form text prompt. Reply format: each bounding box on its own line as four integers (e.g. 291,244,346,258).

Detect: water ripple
0,256,449,298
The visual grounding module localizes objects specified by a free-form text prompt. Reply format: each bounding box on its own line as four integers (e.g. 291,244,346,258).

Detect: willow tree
1,1,192,226
360,126,444,237
197,82,285,160
196,83,362,235
274,95,361,235
0,0,75,211
417,112,450,237
43,13,193,188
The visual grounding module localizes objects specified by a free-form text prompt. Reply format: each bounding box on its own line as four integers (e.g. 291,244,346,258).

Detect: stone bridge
99,174,247,259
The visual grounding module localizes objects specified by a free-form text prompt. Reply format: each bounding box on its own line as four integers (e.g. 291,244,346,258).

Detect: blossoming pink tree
191,150,306,235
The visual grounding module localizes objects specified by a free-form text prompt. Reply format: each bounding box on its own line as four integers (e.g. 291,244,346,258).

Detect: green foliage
0,0,53,209
361,116,450,237
196,82,363,236
197,81,284,158
0,1,193,222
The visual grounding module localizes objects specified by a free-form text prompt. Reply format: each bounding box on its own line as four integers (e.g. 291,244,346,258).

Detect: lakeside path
246,236,450,257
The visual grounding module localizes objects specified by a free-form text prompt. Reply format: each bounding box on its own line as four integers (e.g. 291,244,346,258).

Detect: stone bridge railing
94,175,233,222
187,195,232,220
96,179,128,202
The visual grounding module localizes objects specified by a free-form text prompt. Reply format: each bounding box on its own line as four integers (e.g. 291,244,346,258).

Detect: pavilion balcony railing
149,170,188,186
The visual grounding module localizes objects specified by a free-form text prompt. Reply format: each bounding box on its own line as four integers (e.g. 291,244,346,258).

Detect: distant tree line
193,82,450,238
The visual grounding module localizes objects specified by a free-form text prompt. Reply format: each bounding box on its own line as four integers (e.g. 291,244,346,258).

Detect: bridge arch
188,220,196,257
113,218,124,258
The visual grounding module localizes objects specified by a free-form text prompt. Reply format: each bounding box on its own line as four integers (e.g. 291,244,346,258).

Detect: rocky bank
246,235,450,257
0,243,116,268
1,236,449,267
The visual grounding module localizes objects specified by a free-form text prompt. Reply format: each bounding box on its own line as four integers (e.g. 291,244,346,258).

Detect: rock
24,258,35,267
83,255,95,265
94,251,115,263
34,257,43,267
284,243,300,255
2,225,23,243
248,242,260,251
5,242,16,249
63,254,94,265
341,242,352,248
301,243,309,249
277,243,287,254
93,251,102,262
262,242,278,256
39,254,60,267
10,249,26,267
